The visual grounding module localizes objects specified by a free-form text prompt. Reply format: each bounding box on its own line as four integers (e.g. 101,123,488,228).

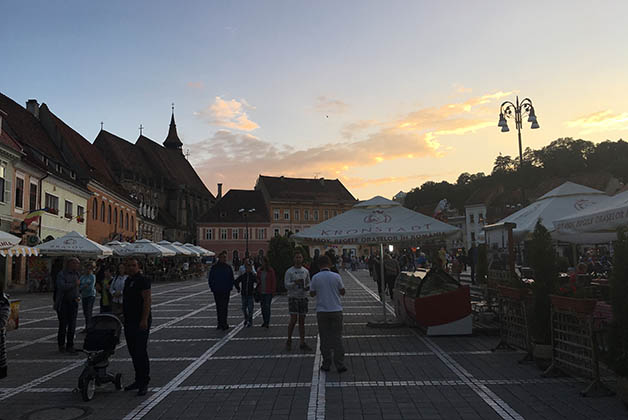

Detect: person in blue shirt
208,251,235,330
79,264,96,331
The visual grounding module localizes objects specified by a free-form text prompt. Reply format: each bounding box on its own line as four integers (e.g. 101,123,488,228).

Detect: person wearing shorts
284,252,311,351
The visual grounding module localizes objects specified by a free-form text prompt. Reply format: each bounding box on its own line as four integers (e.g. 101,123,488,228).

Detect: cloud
566,110,628,134
186,81,204,89
314,96,349,114
452,83,472,94
190,90,509,192
194,97,259,131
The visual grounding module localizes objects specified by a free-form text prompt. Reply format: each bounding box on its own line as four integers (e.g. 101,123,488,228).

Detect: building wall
268,202,352,237
86,185,137,244
197,222,270,260
465,204,487,247
40,177,89,240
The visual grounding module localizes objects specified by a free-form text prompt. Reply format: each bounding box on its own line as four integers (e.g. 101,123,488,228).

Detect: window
469,214,475,224
101,202,105,222
284,229,290,236
256,228,266,240
108,205,112,224
205,228,213,240
131,216,134,231
92,198,98,220
45,193,59,214
284,210,290,220
304,209,309,221
274,228,280,237
0,167,6,203
232,228,239,240
77,206,84,222
114,208,118,226
15,177,24,209
479,213,484,224
119,210,124,228
64,200,73,218
471,232,476,241
273,209,279,220
324,209,329,219
220,229,228,240
313,210,319,221
294,210,300,221
295,229,300,233
29,182,38,211
333,210,338,217
126,213,129,230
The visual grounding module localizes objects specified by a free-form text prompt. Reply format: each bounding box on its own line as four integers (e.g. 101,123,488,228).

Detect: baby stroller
77,313,123,401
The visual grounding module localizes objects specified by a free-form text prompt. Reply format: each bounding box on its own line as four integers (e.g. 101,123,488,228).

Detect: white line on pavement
307,334,325,420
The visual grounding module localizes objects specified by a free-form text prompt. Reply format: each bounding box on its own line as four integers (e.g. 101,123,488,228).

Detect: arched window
125,213,129,230
93,198,98,220
131,216,134,231
108,205,112,224
120,211,124,228
114,209,118,227
100,202,105,222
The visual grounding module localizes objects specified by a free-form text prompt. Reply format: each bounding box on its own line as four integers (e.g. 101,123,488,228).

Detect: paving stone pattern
0,270,626,419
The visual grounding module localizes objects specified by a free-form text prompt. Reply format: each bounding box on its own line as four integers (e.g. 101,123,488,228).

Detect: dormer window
70,171,76,179
55,163,61,172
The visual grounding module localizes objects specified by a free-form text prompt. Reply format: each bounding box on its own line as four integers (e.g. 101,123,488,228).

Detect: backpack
384,258,399,277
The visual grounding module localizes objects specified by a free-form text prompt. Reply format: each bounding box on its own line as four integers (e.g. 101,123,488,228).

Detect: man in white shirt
310,255,347,373
284,252,312,351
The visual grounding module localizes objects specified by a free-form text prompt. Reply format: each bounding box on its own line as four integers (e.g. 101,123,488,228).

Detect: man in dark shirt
208,251,235,330
54,258,80,353
234,259,257,327
122,258,152,396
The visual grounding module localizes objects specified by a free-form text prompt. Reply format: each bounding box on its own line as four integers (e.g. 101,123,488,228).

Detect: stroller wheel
114,373,123,390
81,376,96,401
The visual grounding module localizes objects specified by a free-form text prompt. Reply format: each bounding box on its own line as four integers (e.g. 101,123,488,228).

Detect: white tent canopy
0,231,21,249
495,182,607,242
36,231,113,257
553,188,628,243
157,240,193,256
293,196,459,245
185,243,215,256
117,239,175,257
172,241,200,256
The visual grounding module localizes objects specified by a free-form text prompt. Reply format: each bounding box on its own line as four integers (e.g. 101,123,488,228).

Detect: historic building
197,189,270,262
37,103,138,243
94,110,214,243
254,175,357,237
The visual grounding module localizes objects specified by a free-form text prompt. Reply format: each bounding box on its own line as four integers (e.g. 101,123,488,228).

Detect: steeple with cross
139,124,144,136
163,102,183,153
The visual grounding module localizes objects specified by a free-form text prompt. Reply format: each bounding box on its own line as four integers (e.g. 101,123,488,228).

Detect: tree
492,155,516,175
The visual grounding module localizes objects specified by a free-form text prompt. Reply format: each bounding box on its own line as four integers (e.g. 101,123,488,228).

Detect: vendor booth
294,196,467,332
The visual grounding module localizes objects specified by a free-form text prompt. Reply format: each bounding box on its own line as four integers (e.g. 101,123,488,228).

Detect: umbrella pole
380,242,386,322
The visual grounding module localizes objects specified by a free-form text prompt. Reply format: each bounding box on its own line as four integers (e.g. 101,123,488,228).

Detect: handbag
253,289,261,303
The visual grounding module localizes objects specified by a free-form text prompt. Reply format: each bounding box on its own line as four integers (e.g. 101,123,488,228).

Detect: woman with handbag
256,257,276,328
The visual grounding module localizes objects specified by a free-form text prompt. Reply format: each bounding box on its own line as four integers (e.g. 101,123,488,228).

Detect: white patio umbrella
495,182,607,242
0,231,21,249
157,240,193,256
186,244,214,256
181,243,203,256
36,231,113,257
117,239,175,257
553,188,628,243
293,196,459,326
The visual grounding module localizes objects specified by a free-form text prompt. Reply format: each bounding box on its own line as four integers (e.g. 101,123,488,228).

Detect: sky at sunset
2,1,628,200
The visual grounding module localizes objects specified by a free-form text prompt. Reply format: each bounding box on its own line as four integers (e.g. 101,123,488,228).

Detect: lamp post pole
498,96,539,205
238,208,256,258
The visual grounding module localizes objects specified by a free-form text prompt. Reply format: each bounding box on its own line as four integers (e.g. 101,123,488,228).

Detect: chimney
217,183,223,200
26,99,39,119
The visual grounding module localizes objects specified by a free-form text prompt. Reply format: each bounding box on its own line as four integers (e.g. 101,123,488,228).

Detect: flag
24,208,48,226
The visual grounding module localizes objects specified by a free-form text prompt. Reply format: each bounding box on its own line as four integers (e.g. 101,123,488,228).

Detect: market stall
294,196,460,327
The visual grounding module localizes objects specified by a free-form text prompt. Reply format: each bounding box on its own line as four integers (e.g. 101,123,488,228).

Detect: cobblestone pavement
1,270,626,420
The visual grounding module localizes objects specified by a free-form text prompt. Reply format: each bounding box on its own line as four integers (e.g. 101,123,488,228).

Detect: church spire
163,103,183,152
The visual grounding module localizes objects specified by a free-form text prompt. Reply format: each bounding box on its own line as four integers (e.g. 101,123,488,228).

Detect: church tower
163,104,183,153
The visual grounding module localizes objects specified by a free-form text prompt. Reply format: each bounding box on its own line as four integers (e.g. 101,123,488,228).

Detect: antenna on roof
100,121,104,130
139,124,144,136
185,148,190,160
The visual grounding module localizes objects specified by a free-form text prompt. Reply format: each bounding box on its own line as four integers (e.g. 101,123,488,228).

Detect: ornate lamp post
498,96,539,204
238,208,256,258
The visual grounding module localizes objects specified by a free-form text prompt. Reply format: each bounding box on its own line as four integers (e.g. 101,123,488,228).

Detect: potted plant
609,227,628,406
528,221,557,369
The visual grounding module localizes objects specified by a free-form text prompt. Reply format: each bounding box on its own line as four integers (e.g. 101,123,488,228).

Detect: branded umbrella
117,239,175,257
36,231,113,257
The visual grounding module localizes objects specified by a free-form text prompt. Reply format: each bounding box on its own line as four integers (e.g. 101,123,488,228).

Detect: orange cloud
566,110,628,134
194,97,259,131
186,81,204,89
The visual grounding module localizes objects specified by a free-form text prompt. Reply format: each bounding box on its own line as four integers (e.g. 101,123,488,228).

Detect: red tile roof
199,190,269,223
256,175,356,203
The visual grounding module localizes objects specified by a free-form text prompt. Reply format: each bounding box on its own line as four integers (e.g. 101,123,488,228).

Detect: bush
609,227,628,376
528,220,557,344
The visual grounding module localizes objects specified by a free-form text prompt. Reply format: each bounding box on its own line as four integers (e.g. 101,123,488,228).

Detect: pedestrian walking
285,251,312,351
78,264,96,332
122,258,152,396
54,258,80,354
310,255,347,373
96,266,113,313
256,257,276,328
235,259,257,327
468,242,478,284
208,251,235,330
110,263,128,320
383,253,400,299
